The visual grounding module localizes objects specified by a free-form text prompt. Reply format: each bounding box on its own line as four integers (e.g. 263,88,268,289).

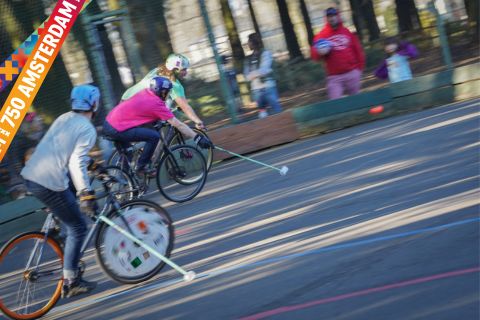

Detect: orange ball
369,105,384,114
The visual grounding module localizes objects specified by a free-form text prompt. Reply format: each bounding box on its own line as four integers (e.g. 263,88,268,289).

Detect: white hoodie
21,111,96,192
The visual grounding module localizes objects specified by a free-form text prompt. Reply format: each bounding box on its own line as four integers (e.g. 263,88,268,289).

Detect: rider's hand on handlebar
195,121,206,130
79,189,98,217
194,134,214,149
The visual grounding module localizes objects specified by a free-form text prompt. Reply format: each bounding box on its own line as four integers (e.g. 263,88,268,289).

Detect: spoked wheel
156,145,207,203
107,143,143,169
108,146,149,197
95,200,174,284
169,128,213,171
0,232,63,320
90,165,136,204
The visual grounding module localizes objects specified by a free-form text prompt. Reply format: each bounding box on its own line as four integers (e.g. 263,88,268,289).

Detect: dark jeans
251,87,282,113
103,121,160,169
25,180,87,274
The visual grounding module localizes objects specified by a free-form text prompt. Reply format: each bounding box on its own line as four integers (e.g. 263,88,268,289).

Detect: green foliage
445,20,475,45
273,60,325,92
183,77,227,119
380,5,398,36
362,41,385,70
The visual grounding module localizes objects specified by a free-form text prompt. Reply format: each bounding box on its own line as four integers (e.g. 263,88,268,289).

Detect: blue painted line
200,216,480,278
54,216,480,315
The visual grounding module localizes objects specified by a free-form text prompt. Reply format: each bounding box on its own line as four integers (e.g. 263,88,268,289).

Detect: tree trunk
464,0,479,30
153,2,173,62
83,1,126,102
299,0,314,45
246,0,263,45
126,0,159,68
219,0,245,72
359,0,380,41
275,0,303,60
349,0,365,40
395,0,422,33
349,0,380,41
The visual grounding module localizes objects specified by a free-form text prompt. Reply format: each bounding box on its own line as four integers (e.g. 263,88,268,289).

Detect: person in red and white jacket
311,7,365,100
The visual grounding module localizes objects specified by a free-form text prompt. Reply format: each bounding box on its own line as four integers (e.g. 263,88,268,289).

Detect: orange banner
0,0,87,162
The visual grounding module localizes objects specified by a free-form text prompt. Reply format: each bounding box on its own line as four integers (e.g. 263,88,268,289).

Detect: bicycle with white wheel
0,170,180,320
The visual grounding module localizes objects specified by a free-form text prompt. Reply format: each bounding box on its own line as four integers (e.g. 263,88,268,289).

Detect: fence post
198,0,238,124
80,12,116,110
118,0,146,82
428,1,453,70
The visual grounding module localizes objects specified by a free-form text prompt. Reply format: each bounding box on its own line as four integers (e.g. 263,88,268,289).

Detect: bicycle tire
90,165,136,203
169,128,213,171
156,145,207,203
108,148,149,197
95,200,174,284
107,145,140,168
0,232,63,320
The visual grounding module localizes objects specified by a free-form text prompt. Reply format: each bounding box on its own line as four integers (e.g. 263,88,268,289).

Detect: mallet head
184,271,196,282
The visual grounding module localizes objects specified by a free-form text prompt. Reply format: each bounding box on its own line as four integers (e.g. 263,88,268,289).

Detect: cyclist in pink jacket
103,76,213,176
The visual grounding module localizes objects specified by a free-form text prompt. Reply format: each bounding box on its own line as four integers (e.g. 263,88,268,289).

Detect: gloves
194,134,214,149
87,159,106,174
87,158,95,171
79,189,98,217
195,122,206,130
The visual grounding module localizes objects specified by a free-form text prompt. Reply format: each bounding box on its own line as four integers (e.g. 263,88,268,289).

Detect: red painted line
240,267,480,320
175,228,192,236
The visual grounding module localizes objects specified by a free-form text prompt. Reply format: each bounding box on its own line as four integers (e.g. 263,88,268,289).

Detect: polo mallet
214,146,289,176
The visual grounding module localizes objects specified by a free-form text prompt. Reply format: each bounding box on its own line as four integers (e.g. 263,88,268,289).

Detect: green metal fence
0,0,477,203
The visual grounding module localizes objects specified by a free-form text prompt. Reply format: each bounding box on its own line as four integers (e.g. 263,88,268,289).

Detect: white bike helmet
165,53,190,71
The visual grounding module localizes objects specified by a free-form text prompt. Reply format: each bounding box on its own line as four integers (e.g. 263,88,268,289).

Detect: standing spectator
244,33,282,119
4,112,45,199
374,37,418,83
311,7,365,100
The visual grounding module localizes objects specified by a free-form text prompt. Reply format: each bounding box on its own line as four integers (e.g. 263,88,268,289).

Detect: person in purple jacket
374,37,418,83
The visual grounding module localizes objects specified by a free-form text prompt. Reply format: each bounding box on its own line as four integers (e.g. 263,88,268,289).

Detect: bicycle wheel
107,144,142,168
90,165,136,204
169,128,213,171
0,232,63,320
108,147,150,197
156,145,207,203
95,200,174,284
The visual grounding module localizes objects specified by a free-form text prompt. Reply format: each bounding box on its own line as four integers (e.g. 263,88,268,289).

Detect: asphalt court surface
5,99,479,320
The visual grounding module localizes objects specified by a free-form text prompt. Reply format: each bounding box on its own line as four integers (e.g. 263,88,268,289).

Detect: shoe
258,110,268,119
61,277,97,298
137,166,156,178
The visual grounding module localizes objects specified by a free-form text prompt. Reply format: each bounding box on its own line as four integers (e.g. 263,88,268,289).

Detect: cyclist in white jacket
21,85,100,298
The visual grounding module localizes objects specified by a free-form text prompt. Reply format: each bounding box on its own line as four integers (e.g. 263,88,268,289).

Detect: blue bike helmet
150,76,173,100
71,85,100,112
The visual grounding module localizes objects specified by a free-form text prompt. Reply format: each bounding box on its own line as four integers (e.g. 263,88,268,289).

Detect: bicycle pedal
177,170,187,178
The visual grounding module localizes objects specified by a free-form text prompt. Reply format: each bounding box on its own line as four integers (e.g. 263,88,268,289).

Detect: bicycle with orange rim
0,169,175,320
